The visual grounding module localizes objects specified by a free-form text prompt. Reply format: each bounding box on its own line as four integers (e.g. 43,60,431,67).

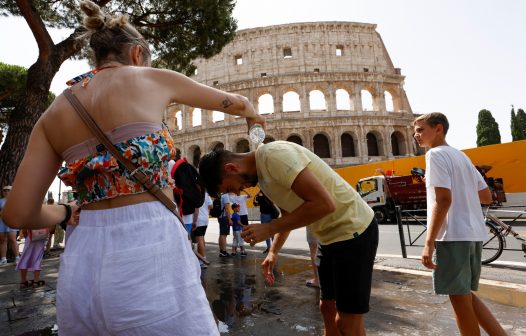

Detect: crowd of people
0,1,506,335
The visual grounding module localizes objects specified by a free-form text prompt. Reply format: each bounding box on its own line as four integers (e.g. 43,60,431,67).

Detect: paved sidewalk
1,242,525,335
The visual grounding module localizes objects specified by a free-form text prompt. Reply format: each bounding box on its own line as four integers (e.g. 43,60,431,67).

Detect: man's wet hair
199,149,235,197
412,112,449,134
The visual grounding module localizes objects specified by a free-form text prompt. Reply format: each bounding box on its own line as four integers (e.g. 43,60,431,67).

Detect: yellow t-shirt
256,141,374,245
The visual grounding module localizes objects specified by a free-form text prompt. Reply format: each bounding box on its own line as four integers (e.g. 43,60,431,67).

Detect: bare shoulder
116,66,176,100
121,66,175,82
38,93,92,155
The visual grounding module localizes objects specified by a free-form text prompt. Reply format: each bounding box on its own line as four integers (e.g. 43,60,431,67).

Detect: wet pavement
1,244,525,336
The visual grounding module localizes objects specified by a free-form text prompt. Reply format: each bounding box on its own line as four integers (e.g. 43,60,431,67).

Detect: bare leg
320,299,340,336
471,293,507,336
196,236,206,259
336,312,366,336
307,240,320,286
33,270,40,283
219,235,227,252
7,232,19,258
449,293,480,335
0,233,7,259
20,269,28,283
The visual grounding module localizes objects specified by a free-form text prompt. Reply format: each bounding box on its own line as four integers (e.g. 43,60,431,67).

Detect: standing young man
413,112,506,336
199,141,378,336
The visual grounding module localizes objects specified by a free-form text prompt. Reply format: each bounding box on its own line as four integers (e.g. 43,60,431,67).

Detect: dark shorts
191,225,207,238
240,214,249,226
218,217,230,236
317,218,379,314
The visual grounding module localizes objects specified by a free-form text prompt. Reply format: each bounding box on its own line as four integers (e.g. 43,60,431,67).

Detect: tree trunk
0,31,83,187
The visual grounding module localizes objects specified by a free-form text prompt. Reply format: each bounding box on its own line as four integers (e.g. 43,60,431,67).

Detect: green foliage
0,62,55,123
510,107,525,141
0,62,27,124
0,0,238,75
476,109,501,147
514,108,526,141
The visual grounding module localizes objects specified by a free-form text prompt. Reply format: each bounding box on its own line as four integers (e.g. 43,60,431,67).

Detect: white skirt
57,201,218,336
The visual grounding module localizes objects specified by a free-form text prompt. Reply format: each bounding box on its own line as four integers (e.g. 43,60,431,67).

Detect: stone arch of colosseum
165,21,421,168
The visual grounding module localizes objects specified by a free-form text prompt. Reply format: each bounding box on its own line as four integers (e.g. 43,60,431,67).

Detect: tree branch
0,91,14,102
53,27,86,64
15,0,54,61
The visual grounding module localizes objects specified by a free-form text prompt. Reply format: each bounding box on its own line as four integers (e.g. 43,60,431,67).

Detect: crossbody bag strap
63,89,184,224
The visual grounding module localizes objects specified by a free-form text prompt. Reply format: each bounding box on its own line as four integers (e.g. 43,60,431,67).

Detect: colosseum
164,21,420,168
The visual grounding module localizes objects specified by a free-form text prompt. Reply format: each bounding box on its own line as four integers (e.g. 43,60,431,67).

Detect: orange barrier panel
336,140,526,193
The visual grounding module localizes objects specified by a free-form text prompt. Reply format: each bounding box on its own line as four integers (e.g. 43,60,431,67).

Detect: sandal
19,280,34,289
32,280,46,288
305,280,320,288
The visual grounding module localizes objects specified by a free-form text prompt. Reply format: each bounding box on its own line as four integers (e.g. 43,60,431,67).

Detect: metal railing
395,206,427,258
395,205,526,263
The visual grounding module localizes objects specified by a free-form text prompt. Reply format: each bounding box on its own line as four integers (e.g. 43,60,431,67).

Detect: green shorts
433,241,482,295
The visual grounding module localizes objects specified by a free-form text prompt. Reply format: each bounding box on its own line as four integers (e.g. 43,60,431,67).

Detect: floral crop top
58,126,177,206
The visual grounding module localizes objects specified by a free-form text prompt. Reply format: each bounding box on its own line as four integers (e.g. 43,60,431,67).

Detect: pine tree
476,109,501,147
0,0,237,187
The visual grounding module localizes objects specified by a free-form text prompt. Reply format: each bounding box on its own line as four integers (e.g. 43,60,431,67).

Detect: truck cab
356,175,392,223
357,169,427,223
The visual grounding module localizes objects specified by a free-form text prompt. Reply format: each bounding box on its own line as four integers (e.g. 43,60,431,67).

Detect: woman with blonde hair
2,1,264,334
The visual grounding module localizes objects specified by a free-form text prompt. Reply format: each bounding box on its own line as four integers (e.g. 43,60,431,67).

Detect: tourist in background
194,192,213,267
0,186,19,265
252,191,279,254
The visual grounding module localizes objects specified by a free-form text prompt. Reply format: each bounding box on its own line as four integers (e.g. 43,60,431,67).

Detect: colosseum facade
165,21,420,168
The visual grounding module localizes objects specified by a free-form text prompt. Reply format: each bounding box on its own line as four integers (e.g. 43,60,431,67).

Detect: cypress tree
476,109,501,147
511,107,526,141
517,109,526,140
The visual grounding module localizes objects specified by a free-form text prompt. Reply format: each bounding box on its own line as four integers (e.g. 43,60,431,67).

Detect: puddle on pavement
275,258,312,276
203,255,313,334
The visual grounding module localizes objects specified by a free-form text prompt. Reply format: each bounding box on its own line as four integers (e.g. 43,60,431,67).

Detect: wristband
58,203,72,227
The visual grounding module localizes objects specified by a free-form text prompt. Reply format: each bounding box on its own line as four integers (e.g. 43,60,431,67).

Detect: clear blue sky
1,0,524,150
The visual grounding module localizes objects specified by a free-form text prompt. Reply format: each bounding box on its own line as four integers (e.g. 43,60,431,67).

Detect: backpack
209,197,224,218
171,158,205,216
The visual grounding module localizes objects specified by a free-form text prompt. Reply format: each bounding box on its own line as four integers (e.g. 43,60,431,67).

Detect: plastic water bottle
249,124,265,146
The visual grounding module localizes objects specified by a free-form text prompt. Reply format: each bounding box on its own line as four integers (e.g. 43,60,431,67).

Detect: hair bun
80,0,105,31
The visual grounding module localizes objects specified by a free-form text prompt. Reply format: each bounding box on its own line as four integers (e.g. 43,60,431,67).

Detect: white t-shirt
425,145,488,241
220,193,231,218
231,194,249,216
196,193,213,227
183,213,194,225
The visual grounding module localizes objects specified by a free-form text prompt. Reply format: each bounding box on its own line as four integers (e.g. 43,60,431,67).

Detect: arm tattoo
222,97,233,108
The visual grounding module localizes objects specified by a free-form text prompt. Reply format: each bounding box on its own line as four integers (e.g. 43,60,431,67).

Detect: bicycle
482,207,526,264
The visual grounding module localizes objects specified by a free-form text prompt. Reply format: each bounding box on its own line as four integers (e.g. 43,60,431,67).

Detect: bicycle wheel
481,221,504,264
